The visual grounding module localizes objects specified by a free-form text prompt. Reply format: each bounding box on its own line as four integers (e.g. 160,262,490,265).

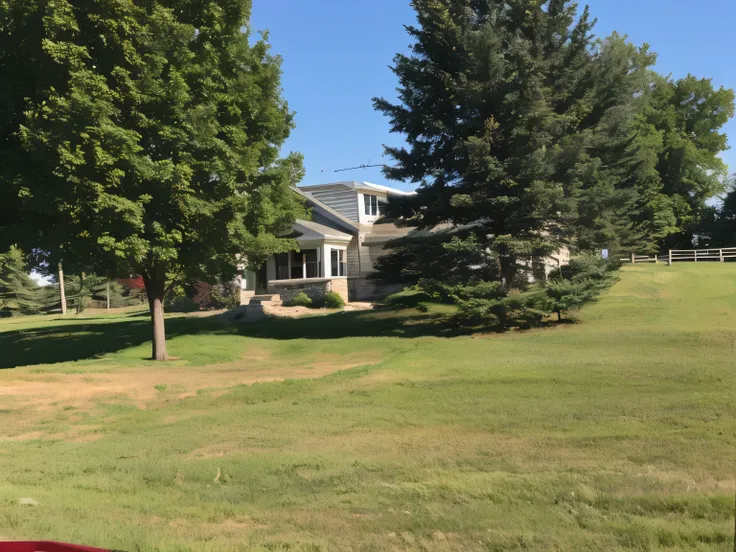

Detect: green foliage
0,247,42,315
286,292,312,308
539,255,620,321
168,296,200,314
448,255,619,329
647,76,735,248
322,291,345,309
373,0,734,282
0,0,305,355
385,289,433,309
375,231,499,288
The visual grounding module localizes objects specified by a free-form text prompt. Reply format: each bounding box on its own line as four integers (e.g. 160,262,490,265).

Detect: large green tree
374,0,734,281
646,75,734,248
373,0,676,285
0,0,304,359
375,0,595,286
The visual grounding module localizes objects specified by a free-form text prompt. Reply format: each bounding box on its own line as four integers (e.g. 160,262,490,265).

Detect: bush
286,291,312,307
323,291,345,309
168,296,200,313
455,294,545,331
447,254,620,330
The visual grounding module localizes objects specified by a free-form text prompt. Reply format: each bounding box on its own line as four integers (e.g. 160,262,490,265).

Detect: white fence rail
620,248,736,265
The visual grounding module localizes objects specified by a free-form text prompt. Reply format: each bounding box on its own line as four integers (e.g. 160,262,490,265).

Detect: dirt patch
166,516,268,534
0,352,379,440
3,431,45,442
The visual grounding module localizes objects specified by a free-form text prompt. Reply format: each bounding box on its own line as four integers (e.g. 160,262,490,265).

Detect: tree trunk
142,271,169,361
77,272,85,314
58,263,67,315
500,257,516,291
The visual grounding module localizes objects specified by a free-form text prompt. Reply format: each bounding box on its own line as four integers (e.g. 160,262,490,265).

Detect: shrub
448,255,620,330
168,296,200,313
323,291,345,309
286,292,312,307
455,294,545,331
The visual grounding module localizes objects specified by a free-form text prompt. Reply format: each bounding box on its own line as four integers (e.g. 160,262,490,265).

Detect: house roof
291,187,359,233
293,219,353,243
298,181,416,198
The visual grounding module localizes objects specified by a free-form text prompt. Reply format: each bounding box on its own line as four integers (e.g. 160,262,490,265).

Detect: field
0,264,734,551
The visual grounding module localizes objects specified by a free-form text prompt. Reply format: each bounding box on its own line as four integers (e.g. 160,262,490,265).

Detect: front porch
241,220,353,305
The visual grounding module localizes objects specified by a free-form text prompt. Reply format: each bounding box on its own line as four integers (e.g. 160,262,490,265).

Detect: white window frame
364,194,378,217
330,248,347,277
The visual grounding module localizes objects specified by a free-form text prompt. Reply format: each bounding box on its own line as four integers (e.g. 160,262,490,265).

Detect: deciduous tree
0,0,304,359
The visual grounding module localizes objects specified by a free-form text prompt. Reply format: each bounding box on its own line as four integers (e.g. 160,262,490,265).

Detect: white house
240,180,571,306
241,181,416,305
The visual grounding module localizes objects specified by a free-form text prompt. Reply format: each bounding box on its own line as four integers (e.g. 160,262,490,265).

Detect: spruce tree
375,0,593,286
0,247,42,316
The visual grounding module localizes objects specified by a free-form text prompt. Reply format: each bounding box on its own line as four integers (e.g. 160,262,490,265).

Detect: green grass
0,264,734,551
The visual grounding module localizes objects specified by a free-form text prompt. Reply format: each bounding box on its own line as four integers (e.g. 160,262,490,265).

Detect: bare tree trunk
142,270,168,361
58,263,67,315
77,272,85,314
106,279,110,312
151,294,168,361
500,257,516,291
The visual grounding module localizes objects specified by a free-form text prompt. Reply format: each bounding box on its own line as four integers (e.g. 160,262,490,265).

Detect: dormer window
364,194,378,217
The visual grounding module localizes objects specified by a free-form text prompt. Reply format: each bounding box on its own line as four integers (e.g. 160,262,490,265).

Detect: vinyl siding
347,237,361,275
310,189,359,222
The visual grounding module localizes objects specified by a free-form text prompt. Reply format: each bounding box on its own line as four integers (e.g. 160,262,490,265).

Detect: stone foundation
269,278,349,305
348,276,404,302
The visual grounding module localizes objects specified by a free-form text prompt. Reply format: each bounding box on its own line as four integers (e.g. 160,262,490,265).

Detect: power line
321,160,386,174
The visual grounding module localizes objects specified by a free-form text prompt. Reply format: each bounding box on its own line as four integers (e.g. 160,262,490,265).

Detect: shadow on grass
0,306,467,369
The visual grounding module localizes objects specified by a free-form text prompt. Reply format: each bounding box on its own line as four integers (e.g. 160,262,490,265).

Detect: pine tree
375,0,590,286
0,0,305,358
0,247,42,316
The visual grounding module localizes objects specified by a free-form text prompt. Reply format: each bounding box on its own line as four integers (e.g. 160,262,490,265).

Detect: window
275,253,289,280
364,194,378,216
304,249,321,278
331,249,347,277
290,251,304,279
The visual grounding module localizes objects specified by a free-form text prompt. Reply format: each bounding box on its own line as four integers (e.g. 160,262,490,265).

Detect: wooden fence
620,248,736,265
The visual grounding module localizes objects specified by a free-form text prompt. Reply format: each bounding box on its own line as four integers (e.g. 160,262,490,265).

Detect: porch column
322,244,331,278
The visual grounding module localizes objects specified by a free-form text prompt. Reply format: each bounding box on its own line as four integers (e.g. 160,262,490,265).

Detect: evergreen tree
0,0,305,359
374,0,670,285
0,247,42,316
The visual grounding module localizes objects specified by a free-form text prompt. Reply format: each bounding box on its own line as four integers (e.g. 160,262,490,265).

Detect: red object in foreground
0,543,110,552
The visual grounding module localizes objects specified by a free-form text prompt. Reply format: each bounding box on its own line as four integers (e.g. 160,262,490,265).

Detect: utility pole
58,262,67,315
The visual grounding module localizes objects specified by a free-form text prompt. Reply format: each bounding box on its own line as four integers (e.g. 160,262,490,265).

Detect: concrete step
249,294,281,305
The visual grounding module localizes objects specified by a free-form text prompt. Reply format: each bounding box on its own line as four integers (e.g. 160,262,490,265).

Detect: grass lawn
0,264,734,551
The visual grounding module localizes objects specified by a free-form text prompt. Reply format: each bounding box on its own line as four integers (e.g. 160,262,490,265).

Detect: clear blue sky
251,0,736,191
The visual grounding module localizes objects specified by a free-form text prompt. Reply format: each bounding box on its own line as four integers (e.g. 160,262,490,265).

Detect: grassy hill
0,264,734,551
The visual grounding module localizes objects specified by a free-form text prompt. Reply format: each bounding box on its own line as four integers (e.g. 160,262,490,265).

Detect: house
239,180,572,307
240,181,416,305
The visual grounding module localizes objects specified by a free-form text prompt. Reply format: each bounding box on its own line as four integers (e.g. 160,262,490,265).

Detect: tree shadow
0,316,219,370
0,306,466,370
238,306,467,341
